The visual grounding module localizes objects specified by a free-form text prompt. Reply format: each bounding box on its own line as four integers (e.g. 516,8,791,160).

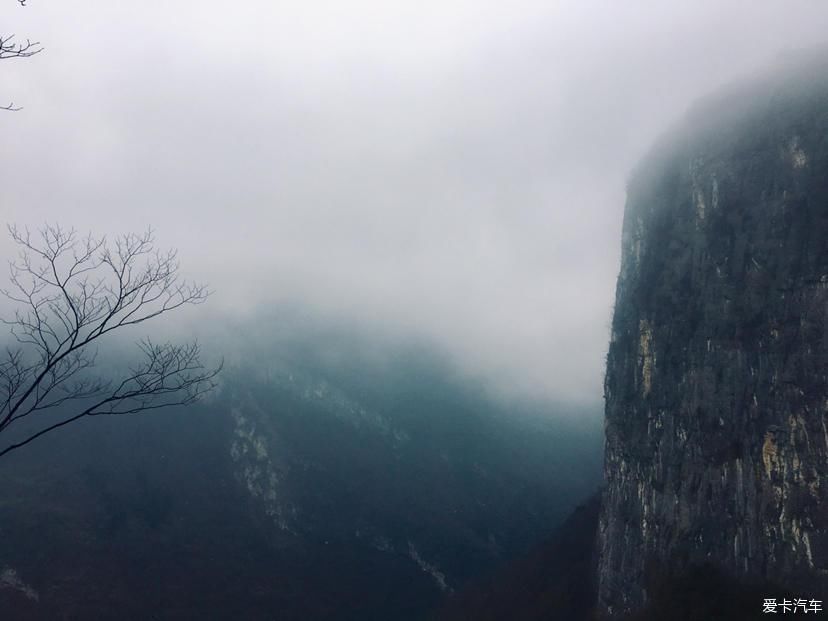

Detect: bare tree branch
0,34,41,60
2,2,44,110
0,224,221,458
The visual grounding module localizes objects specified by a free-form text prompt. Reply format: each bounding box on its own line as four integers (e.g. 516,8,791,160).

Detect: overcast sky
1,1,827,407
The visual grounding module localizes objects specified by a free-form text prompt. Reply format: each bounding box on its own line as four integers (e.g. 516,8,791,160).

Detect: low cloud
1,1,826,406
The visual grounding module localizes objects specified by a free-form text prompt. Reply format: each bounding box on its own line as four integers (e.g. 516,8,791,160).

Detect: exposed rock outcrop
597,52,828,617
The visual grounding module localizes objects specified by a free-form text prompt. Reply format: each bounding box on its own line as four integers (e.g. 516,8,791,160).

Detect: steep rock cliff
597,53,828,617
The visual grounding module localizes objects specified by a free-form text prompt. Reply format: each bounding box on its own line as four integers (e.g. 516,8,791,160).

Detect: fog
1,1,826,406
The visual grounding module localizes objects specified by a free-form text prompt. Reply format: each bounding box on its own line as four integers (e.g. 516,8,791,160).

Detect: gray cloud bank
1,1,826,407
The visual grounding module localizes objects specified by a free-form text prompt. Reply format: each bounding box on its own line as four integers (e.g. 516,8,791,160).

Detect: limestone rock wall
596,56,828,617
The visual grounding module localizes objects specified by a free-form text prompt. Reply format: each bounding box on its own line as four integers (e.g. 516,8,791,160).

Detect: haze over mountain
438,49,828,621
1,314,602,619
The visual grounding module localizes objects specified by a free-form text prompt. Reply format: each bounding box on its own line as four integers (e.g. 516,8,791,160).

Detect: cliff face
597,55,828,617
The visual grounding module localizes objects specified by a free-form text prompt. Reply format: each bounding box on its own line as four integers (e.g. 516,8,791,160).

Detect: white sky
2,1,827,406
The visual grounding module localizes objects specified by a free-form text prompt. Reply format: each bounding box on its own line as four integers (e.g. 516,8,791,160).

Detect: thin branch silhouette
2,1,44,110
0,224,221,458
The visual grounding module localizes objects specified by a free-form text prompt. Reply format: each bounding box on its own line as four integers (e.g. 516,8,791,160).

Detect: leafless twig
0,224,221,458
2,1,44,110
